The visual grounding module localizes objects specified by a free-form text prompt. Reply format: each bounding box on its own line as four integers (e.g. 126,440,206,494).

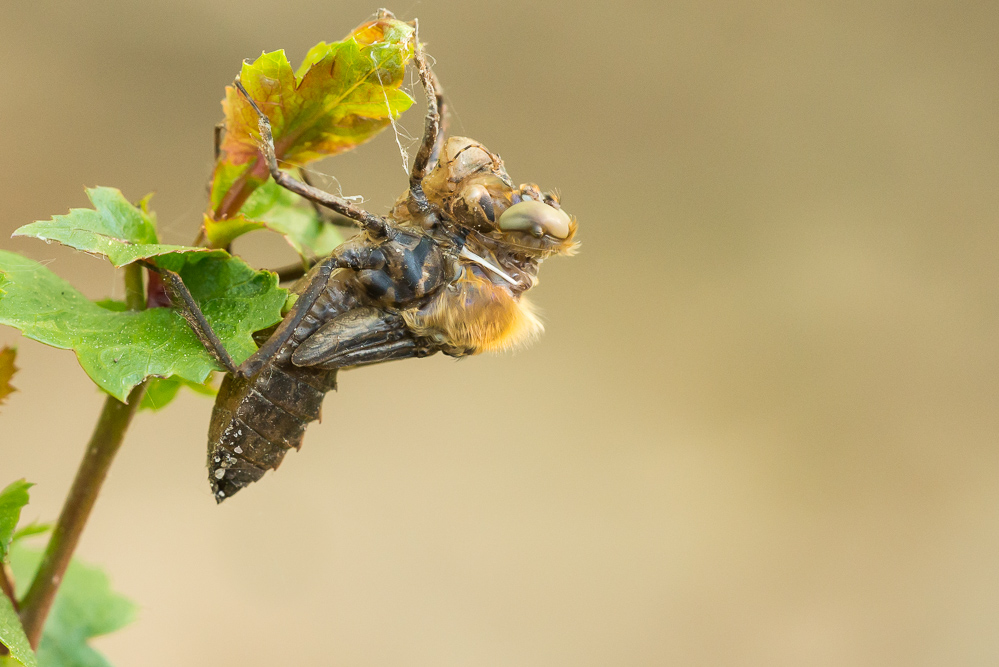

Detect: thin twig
17,264,148,648
0,563,16,610
270,262,310,284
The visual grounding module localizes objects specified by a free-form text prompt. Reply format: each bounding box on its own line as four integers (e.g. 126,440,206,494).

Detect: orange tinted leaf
208,16,416,228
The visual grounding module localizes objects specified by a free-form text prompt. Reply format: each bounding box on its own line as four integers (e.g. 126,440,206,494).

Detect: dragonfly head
423,137,578,259
493,185,578,258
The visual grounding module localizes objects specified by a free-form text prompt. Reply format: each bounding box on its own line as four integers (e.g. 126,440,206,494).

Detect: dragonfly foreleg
299,170,357,229
410,19,446,192
234,80,394,240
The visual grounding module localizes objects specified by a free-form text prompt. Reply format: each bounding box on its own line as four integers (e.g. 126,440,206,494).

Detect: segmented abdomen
206,269,360,502
207,361,336,502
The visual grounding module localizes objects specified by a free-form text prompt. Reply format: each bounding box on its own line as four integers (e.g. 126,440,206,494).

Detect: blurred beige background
2,1,998,665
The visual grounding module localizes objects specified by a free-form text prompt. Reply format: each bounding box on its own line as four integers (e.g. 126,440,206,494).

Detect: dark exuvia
165,21,578,501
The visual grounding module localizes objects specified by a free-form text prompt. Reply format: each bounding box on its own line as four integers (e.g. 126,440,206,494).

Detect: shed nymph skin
166,24,578,500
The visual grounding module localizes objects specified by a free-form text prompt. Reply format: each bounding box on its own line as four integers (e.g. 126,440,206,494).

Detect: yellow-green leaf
211,179,344,258
201,213,265,249
208,16,415,226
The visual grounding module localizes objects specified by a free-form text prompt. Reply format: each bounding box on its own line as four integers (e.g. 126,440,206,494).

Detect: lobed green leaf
0,251,285,402
12,188,227,269
8,546,135,667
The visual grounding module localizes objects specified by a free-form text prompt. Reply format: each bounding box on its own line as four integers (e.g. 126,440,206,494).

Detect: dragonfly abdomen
207,362,336,502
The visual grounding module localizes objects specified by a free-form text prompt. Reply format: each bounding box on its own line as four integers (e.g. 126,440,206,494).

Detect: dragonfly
162,25,578,502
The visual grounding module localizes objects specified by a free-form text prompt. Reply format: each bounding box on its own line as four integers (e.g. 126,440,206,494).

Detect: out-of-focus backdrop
2,1,998,664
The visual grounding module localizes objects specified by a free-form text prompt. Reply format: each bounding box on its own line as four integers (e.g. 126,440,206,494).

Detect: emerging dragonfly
163,22,578,502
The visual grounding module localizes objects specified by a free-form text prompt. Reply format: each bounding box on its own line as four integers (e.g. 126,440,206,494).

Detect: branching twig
17,264,148,649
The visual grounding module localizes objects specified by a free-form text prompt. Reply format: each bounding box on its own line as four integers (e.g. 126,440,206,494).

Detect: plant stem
0,563,16,610
124,263,147,311
18,382,146,648
18,263,148,648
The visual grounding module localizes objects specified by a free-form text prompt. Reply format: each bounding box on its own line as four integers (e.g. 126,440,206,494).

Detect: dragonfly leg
159,268,238,374
410,19,446,190
235,245,384,378
234,81,395,240
299,170,357,228
158,244,383,379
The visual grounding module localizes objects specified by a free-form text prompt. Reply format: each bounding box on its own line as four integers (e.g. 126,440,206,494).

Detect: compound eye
477,192,496,223
498,200,571,239
459,184,498,225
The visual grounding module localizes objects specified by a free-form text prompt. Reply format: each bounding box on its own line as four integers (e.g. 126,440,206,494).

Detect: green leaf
91,301,128,313
139,375,217,412
12,188,227,269
0,347,16,407
0,251,285,402
8,546,135,667
0,482,35,666
0,480,31,562
207,15,415,227
213,179,344,257
200,214,265,250
10,524,50,544
139,377,182,411
0,592,36,667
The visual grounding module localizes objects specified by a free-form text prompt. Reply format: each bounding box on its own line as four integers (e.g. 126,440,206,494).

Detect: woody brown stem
17,263,148,648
